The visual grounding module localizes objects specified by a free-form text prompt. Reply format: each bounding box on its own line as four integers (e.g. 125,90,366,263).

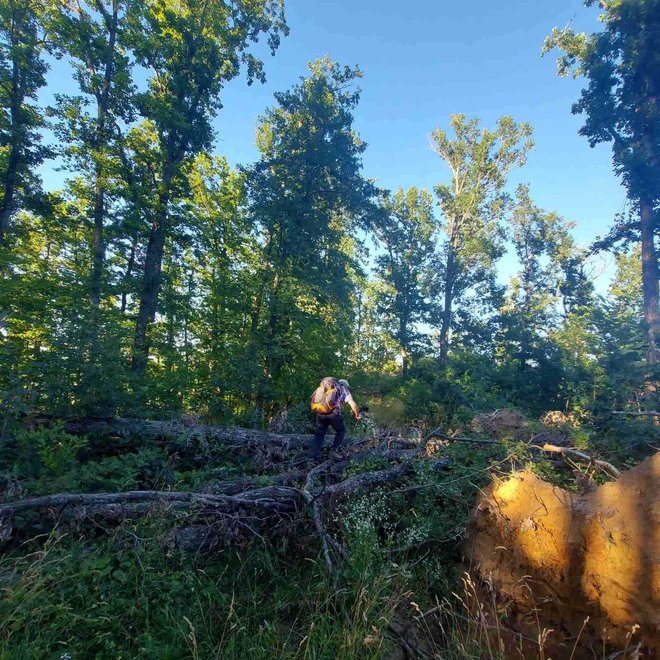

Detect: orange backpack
310,377,340,414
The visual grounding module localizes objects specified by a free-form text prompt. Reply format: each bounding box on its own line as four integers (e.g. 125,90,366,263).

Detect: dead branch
0,486,303,544
387,622,428,659
611,410,660,418
0,487,303,516
422,429,502,447
300,459,339,572
535,444,621,478
202,469,309,495
324,463,414,498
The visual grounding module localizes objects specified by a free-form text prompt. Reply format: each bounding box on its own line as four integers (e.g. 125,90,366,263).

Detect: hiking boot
329,449,345,460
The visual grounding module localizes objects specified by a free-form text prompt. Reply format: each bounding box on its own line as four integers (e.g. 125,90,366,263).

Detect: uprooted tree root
467,451,660,657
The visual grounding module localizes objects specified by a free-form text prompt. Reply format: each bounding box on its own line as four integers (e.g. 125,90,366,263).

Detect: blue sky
41,0,624,290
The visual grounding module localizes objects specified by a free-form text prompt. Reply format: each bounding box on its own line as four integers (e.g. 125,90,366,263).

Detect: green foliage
0,516,420,658
544,0,660,202
245,56,381,425
373,187,436,377
11,425,87,481
431,114,534,361
0,0,51,242
0,3,656,654
544,0,660,360
0,0,653,427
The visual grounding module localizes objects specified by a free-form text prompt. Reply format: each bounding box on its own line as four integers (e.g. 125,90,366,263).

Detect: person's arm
345,391,361,419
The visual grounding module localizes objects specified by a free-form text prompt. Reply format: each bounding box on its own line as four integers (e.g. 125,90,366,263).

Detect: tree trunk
439,246,456,364
640,197,659,363
89,1,119,307
253,274,279,429
121,231,138,313
399,310,410,380
0,56,23,245
245,272,267,409
90,175,106,308
131,163,174,373
519,279,533,372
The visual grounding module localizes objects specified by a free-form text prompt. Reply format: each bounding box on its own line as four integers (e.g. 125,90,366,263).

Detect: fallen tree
533,442,622,477
611,410,660,417
21,413,360,451
1,417,451,556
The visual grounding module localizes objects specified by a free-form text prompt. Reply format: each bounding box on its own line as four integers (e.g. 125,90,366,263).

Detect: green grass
0,525,414,659
0,438,494,659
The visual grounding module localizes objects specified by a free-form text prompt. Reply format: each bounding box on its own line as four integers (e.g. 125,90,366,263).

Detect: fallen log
611,410,660,418
202,469,309,495
0,486,303,515
24,414,305,448
20,415,366,471
324,462,413,498
4,419,456,568
423,429,503,446
0,454,450,544
23,414,360,449
0,486,303,542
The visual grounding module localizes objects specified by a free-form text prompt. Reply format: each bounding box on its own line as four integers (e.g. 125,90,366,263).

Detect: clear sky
40,0,625,289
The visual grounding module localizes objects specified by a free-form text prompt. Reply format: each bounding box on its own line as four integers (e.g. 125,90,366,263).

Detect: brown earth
467,452,659,657
471,409,529,440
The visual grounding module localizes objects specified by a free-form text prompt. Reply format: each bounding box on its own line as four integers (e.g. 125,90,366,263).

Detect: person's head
338,379,350,389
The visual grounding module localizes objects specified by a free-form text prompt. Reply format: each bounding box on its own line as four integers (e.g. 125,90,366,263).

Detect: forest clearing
0,0,659,657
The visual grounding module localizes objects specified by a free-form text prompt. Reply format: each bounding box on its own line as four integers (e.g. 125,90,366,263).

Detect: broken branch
536,444,621,478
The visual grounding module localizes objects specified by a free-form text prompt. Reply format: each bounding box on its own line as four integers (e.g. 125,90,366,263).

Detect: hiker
310,377,361,460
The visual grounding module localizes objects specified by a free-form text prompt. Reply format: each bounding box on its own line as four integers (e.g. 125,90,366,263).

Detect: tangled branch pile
0,416,451,564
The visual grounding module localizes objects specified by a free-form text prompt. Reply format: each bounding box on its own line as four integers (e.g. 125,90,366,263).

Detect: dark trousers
311,412,346,458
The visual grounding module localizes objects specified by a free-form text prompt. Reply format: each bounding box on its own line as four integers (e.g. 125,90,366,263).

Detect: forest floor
0,411,657,659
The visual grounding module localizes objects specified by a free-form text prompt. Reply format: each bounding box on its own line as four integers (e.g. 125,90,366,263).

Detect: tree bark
120,231,138,313
131,161,174,373
89,0,119,308
253,279,279,429
22,414,322,450
639,197,659,363
252,235,283,428
0,52,23,245
399,304,410,380
438,244,456,363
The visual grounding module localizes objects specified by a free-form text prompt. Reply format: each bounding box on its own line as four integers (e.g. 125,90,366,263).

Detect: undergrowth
0,434,505,659
0,412,655,658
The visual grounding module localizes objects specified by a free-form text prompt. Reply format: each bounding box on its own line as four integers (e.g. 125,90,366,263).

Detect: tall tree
544,0,660,362
126,0,287,374
48,0,133,308
185,153,251,417
0,0,50,244
246,57,379,426
431,114,533,362
501,184,592,373
501,185,559,372
374,187,435,378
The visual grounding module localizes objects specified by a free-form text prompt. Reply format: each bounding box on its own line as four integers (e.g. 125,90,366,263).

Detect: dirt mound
468,452,659,656
471,409,528,440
